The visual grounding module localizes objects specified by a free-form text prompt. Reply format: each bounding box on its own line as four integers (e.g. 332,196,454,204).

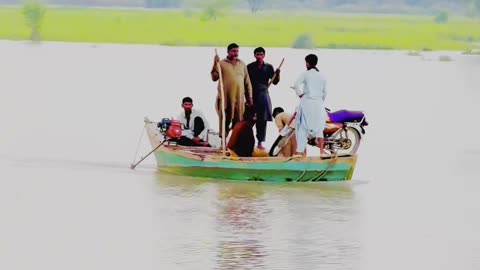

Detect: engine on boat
157,118,182,140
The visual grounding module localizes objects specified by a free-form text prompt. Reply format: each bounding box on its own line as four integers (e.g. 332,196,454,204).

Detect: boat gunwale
158,144,357,164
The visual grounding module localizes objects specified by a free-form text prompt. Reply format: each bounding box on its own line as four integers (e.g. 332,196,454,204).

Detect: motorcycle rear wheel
327,126,361,155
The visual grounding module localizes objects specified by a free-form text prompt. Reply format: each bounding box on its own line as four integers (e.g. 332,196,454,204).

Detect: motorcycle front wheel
269,128,295,157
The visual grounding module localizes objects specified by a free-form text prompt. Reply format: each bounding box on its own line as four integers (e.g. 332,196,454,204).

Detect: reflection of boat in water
215,184,267,270
212,181,355,269
143,117,358,182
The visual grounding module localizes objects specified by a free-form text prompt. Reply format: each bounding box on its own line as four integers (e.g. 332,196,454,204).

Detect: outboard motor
158,118,171,132
157,118,182,140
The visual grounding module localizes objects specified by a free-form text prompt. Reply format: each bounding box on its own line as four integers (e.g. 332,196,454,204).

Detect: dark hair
227,43,239,52
254,47,265,54
305,54,318,71
272,107,284,118
182,97,193,104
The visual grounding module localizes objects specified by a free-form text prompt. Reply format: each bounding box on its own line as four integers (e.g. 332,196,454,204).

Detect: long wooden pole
130,139,166,169
215,49,226,156
267,57,285,88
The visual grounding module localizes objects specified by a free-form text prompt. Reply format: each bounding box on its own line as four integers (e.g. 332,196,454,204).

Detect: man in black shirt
247,47,281,150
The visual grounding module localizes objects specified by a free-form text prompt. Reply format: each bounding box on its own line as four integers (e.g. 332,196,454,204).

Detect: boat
141,117,359,182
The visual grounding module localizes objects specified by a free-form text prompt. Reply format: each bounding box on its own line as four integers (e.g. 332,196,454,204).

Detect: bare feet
292,152,304,158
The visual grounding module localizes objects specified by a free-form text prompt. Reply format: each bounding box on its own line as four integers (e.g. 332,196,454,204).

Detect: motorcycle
269,108,368,157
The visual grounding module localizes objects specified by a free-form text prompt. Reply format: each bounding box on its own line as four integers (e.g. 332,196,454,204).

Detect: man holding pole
211,43,253,142
247,47,282,150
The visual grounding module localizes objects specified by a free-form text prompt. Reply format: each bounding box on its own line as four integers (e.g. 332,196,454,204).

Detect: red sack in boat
166,120,182,139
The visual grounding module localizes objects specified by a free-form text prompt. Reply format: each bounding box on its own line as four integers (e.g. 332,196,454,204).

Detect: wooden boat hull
144,118,358,182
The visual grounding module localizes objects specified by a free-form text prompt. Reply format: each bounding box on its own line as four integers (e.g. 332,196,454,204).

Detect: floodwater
0,40,479,270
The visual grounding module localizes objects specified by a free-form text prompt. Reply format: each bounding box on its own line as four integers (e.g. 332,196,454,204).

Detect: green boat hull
154,149,356,182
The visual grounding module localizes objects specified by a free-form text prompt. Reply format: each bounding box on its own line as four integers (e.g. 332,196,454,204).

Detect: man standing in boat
211,43,253,138
247,47,281,150
291,54,328,157
174,97,210,147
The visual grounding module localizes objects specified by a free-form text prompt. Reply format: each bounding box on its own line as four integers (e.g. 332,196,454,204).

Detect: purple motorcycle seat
328,110,365,123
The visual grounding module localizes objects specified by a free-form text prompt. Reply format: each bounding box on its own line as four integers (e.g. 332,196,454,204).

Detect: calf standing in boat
227,106,268,157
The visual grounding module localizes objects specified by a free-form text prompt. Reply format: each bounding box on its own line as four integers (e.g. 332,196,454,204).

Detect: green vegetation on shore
1,6,479,50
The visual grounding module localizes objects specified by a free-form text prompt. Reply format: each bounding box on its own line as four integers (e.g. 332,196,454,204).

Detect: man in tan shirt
272,107,301,157
211,43,253,138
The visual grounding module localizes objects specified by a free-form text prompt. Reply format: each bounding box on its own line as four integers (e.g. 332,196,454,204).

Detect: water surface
0,41,479,269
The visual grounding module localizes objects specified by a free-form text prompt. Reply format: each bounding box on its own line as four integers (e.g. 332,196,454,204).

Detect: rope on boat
307,152,339,182
294,170,307,182
308,169,328,182
295,152,339,182
131,123,146,166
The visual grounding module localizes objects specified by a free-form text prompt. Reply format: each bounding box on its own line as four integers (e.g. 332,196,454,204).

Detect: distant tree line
1,0,480,16
144,0,179,8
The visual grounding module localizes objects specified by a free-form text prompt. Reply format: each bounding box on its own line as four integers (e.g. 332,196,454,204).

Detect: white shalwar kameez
292,68,328,153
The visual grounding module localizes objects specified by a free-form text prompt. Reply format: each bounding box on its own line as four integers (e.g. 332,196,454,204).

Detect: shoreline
2,39,479,55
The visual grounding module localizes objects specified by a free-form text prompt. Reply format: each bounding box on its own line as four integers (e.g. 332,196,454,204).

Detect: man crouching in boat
227,106,268,157
174,97,210,147
272,107,304,158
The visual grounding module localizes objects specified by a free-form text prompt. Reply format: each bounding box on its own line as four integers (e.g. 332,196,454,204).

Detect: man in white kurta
174,97,210,146
292,54,328,156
